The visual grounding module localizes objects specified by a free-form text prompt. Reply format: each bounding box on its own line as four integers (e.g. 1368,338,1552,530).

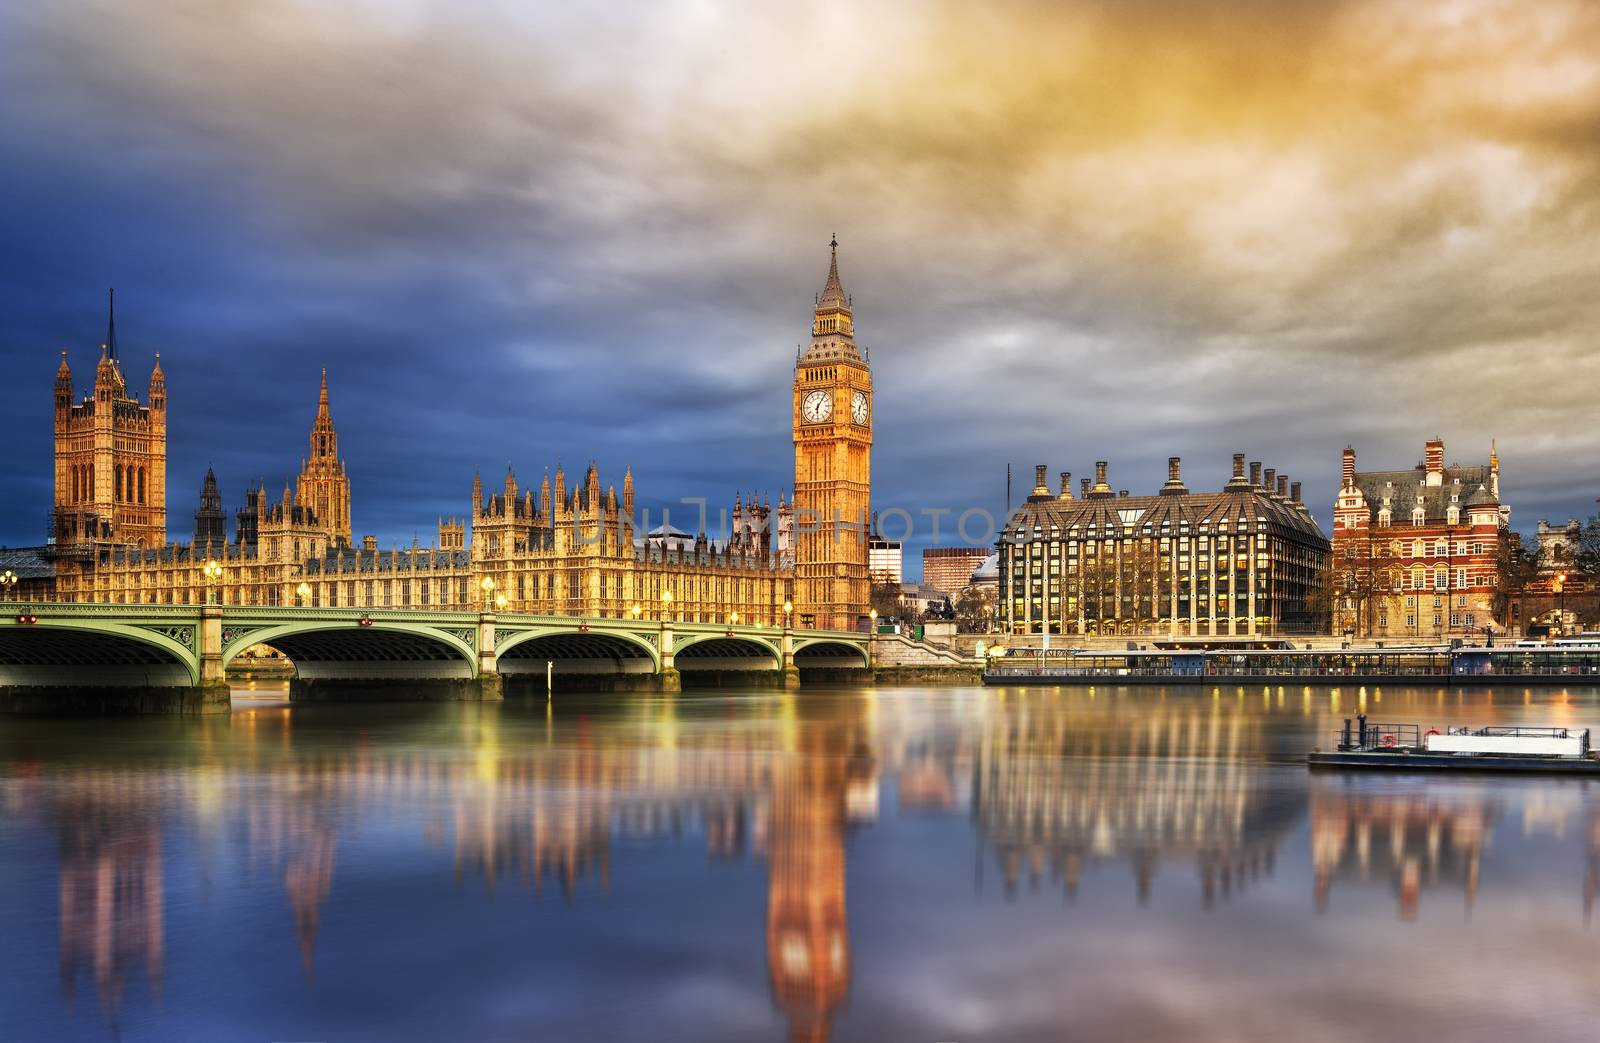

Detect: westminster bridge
0,602,874,713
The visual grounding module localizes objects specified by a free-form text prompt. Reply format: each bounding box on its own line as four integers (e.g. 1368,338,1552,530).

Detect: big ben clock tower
793,236,872,630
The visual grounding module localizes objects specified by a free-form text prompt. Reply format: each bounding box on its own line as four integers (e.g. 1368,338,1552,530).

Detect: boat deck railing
1336,720,1422,751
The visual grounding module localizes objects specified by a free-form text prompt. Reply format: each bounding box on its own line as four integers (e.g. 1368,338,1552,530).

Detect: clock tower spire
793,235,872,630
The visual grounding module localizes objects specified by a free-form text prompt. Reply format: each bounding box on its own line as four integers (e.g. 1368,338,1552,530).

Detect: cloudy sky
3,0,1598,574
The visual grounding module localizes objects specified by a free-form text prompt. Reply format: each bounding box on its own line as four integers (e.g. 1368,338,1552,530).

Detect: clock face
802,389,833,423
851,390,869,425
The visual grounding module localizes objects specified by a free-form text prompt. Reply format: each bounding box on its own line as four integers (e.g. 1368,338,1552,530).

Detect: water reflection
975,695,1299,906
1311,777,1600,921
6,685,1600,1040
55,781,163,1022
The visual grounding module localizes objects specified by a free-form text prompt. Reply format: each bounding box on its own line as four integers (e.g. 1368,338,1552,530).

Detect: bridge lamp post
631,603,642,621
783,599,792,629
1556,573,1567,636
295,581,312,607
495,593,507,612
203,559,223,605
730,611,739,626
0,569,16,600
661,588,673,622
480,576,496,611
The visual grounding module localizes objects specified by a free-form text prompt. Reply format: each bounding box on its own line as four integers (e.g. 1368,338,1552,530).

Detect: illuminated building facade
921,546,989,595
31,244,877,625
1331,438,1508,637
792,237,873,630
998,456,1330,637
51,290,167,552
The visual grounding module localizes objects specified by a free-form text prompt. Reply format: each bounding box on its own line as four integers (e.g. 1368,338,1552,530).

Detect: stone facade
31,245,869,626
792,238,873,631
998,456,1330,637
1330,437,1508,638
294,370,352,547
51,290,167,552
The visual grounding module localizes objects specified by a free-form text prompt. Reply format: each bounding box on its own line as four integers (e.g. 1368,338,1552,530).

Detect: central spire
806,235,858,353
318,367,329,416
106,287,118,364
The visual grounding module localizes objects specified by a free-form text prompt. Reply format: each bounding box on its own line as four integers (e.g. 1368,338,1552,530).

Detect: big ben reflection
765,716,875,1043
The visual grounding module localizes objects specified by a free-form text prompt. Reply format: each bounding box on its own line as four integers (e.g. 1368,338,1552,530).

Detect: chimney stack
1277,475,1289,498
1227,453,1248,488
1425,437,1445,485
1290,481,1302,503
1342,446,1356,488
1249,461,1262,487
1263,467,1276,492
1032,464,1050,497
1161,456,1188,495
1059,472,1073,499
1080,477,1091,499
1090,461,1111,496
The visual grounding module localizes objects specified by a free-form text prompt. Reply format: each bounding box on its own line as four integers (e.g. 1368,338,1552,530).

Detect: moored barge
1308,715,1600,774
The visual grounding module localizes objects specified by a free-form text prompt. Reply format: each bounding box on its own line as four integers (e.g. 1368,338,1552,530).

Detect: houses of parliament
20,244,875,629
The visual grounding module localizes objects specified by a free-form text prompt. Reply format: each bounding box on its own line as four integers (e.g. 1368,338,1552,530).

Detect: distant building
999,456,1330,637
868,521,902,584
1528,518,1587,595
193,468,226,549
922,546,989,594
1331,437,1508,638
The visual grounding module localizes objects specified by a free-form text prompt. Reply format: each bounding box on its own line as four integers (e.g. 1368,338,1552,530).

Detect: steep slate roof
0,546,55,580
1003,484,1328,545
1351,464,1495,523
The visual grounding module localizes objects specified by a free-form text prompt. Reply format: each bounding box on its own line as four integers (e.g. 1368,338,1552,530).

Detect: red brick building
1331,438,1508,638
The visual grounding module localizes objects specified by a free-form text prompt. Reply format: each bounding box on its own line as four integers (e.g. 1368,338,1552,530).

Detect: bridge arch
224,622,478,680
0,620,199,687
495,628,660,677
792,638,871,669
673,633,783,671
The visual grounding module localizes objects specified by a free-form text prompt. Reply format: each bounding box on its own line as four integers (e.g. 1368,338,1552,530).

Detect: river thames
4,683,1600,1042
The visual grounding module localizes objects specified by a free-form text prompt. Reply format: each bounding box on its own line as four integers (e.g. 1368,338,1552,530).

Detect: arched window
1411,565,1424,590
138,468,146,505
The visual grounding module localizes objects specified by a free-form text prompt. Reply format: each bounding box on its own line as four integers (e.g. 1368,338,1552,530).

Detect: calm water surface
4,682,1600,1042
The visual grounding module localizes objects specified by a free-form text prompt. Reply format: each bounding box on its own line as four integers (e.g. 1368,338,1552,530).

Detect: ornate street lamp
203,558,223,605
0,569,17,600
296,581,312,607
631,603,643,621
661,588,673,622
480,576,496,610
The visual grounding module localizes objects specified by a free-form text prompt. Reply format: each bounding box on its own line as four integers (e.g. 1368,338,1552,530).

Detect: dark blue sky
4,2,1599,577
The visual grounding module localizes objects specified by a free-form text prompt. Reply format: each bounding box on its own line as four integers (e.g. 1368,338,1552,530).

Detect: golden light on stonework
495,594,507,610
631,603,642,619
730,611,739,625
